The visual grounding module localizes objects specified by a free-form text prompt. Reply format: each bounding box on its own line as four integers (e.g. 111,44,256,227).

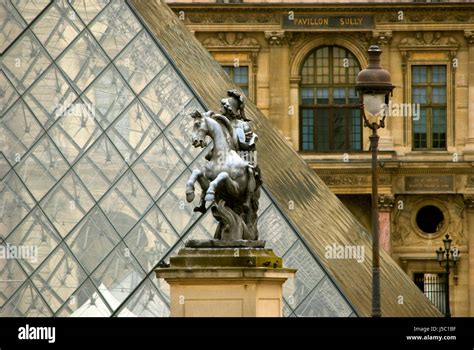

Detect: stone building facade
166,0,474,316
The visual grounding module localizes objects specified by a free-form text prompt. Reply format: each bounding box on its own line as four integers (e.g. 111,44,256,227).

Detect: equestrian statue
185,90,264,247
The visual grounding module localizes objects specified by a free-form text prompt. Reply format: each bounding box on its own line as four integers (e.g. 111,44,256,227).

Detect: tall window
223,66,249,96
300,46,361,151
412,65,447,149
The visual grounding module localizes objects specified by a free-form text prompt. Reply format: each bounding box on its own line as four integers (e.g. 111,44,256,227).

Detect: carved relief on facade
378,194,395,210
264,31,291,46
465,31,474,44
467,176,474,187
372,31,392,46
288,32,308,60
203,32,260,48
464,194,474,209
399,31,459,48
392,195,467,247
378,12,471,23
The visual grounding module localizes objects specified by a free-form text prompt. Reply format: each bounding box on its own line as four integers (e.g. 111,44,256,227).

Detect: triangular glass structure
0,0,357,317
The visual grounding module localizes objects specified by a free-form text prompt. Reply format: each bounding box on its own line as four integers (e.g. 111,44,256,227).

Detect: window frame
411,64,447,151
222,65,249,98
299,45,362,152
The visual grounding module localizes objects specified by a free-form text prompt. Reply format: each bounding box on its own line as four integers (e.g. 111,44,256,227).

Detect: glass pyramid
0,0,357,317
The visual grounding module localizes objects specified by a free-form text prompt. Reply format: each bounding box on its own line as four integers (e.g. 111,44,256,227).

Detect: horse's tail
214,200,249,240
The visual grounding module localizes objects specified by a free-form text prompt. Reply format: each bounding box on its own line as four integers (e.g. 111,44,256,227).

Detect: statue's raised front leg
194,172,210,213
186,168,202,203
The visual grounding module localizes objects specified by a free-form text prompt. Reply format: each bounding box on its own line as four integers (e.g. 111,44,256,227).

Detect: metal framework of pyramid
0,0,440,317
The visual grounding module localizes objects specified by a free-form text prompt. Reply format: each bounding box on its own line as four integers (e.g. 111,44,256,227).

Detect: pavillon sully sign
283,15,374,30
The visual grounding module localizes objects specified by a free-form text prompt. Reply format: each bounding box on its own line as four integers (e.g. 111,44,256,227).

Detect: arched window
300,46,362,151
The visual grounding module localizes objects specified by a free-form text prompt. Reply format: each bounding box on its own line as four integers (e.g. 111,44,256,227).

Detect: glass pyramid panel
66,206,121,274
115,30,168,95
0,0,27,54
40,169,95,238
1,99,44,165
293,276,354,317
55,278,112,317
0,258,28,307
90,242,145,308
1,29,52,93
23,64,78,129
31,0,84,59
0,153,12,180
0,171,36,239
68,0,109,26
123,205,179,272
116,278,169,317
57,30,109,92
0,280,52,317
15,134,70,202
106,100,162,165
0,70,20,116
11,0,52,25
83,66,135,129
131,134,186,201
5,206,61,274
73,134,128,201
1,0,356,317
31,243,87,313
88,0,141,60
47,97,102,164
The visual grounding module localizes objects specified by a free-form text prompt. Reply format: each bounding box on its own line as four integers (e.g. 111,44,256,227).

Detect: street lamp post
436,234,460,318
356,45,394,318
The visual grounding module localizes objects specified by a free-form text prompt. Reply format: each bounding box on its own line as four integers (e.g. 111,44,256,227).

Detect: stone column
156,247,295,317
378,194,395,255
264,31,291,142
289,76,301,150
464,195,474,316
463,31,474,158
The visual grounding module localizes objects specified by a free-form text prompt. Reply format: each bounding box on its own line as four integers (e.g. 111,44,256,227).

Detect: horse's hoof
185,191,195,203
205,192,215,202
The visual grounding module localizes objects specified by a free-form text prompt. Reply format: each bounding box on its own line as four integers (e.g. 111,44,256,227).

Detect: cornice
169,4,474,13
173,8,474,32
314,167,474,175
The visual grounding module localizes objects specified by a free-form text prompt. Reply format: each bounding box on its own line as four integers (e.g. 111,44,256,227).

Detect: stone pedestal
155,247,295,317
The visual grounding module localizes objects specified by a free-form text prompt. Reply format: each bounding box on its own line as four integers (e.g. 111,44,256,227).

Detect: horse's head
190,110,208,148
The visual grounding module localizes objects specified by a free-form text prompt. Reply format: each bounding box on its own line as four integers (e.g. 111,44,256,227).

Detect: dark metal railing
414,272,447,315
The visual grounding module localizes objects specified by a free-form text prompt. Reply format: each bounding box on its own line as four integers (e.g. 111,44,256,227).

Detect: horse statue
185,91,262,246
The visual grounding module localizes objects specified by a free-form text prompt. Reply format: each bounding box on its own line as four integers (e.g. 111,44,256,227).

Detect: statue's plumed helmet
220,89,251,121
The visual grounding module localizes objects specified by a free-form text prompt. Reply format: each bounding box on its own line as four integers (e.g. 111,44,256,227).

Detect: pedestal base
155,248,295,317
